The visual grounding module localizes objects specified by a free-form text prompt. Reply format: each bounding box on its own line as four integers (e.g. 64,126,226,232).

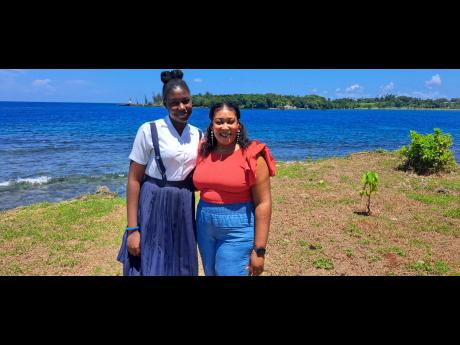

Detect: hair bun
161,69,183,84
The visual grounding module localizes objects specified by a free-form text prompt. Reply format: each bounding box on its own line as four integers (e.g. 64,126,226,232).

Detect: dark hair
199,102,251,157
160,69,191,107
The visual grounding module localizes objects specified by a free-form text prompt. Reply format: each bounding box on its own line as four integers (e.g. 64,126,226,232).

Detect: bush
398,128,457,174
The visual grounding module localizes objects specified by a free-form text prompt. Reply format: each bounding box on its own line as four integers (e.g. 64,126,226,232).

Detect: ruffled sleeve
244,140,276,186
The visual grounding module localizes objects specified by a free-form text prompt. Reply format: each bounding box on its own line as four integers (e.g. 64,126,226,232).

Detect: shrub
398,128,456,175
360,171,379,215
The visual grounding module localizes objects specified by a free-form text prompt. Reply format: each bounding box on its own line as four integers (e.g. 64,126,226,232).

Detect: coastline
123,104,460,111
1,151,459,276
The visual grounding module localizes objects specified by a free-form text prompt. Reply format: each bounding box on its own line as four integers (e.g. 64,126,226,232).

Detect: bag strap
150,122,167,183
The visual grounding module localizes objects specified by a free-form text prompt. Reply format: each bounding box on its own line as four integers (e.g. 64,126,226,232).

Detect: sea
1,101,459,210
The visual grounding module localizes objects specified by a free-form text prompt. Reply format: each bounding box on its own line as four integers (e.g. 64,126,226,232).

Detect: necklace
215,144,239,160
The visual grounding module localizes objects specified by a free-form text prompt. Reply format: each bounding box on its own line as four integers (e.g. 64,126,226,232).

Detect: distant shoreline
1,101,459,111
121,104,460,111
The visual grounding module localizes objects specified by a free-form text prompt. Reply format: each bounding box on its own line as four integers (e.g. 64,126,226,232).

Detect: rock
435,188,450,194
95,185,117,197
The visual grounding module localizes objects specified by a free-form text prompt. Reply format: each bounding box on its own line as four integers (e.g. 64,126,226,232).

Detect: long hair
199,102,251,157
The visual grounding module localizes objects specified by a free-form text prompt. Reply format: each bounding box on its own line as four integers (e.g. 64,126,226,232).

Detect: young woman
117,70,202,276
193,102,276,276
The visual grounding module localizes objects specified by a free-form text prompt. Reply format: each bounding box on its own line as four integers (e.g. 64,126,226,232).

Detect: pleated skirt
117,175,198,276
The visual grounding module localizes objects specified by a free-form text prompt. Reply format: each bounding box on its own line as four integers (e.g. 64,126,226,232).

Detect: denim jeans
197,200,255,276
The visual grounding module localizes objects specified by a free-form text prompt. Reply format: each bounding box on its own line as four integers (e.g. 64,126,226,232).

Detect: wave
0,172,127,190
0,176,53,186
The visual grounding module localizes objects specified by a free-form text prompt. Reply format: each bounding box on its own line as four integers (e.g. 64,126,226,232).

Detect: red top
193,140,276,204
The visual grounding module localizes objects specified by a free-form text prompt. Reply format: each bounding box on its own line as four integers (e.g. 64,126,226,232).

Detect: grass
1,151,459,276
407,193,457,205
0,194,126,275
444,207,460,219
313,257,334,270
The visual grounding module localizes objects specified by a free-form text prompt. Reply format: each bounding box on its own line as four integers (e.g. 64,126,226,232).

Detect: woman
117,69,202,276
193,102,276,276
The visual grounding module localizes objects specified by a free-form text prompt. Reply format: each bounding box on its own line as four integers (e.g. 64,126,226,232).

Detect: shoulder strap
198,129,203,141
150,122,167,182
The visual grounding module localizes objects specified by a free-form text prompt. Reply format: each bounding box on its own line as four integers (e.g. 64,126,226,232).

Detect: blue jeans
197,200,255,276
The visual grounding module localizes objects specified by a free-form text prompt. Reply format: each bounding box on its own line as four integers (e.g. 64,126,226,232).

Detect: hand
127,230,141,256
248,250,265,276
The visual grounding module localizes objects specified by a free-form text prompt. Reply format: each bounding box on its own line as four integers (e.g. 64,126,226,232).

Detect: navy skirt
117,175,198,276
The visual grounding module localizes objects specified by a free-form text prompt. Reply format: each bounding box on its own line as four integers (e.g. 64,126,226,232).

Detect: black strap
150,122,167,183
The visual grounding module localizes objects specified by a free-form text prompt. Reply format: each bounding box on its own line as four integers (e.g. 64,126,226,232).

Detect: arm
249,155,272,276
126,160,146,256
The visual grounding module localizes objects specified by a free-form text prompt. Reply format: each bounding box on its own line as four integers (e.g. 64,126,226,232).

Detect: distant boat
119,98,133,106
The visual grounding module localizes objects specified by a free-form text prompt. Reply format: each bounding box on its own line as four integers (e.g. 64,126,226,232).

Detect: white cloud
381,82,395,93
193,78,203,83
32,79,52,87
425,74,442,88
345,84,362,92
31,79,55,95
335,84,365,98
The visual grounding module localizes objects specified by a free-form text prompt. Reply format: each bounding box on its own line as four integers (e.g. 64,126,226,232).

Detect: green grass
313,257,334,270
434,260,450,274
420,223,460,237
407,192,457,205
346,223,364,238
444,207,460,219
386,246,406,257
345,249,354,257
364,253,381,263
408,260,433,274
0,194,126,275
276,163,307,178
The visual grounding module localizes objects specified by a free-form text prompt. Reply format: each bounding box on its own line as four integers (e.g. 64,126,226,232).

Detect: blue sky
1,69,459,103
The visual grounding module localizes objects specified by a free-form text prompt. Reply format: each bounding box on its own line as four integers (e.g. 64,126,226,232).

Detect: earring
236,129,240,144
210,130,214,146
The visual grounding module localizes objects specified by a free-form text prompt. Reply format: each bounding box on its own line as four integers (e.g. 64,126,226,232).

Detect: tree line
144,93,460,109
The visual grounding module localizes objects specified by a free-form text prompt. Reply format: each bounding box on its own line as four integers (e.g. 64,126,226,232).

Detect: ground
1,151,459,276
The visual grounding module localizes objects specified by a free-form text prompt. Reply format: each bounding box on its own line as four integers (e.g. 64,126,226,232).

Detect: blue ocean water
1,101,459,210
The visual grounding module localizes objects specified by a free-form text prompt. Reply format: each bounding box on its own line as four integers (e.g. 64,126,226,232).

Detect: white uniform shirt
129,116,201,181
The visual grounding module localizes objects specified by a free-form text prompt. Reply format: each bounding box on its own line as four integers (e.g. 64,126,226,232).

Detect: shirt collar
164,115,191,138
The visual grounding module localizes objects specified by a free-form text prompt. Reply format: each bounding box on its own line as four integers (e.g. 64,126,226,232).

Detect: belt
143,174,194,189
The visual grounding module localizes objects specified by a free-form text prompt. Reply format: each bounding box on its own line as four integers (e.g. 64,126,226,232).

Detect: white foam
16,176,52,185
0,181,11,187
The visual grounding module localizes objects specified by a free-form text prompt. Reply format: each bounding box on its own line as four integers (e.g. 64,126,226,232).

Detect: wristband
126,225,140,231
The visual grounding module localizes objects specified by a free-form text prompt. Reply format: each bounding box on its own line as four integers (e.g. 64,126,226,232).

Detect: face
165,86,192,124
212,106,241,146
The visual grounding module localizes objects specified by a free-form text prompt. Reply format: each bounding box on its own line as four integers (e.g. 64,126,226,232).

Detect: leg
196,201,217,276
214,223,254,276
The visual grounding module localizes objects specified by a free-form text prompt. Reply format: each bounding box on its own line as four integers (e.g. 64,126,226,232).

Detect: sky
1,69,459,103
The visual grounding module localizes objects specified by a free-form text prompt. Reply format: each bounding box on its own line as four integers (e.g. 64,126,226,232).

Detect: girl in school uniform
117,70,202,276
193,102,276,276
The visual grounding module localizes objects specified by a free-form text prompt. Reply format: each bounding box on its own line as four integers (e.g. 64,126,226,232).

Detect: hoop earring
236,129,240,144
210,130,214,146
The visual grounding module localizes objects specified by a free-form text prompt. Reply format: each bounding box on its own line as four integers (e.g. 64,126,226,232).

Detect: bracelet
126,225,140,231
